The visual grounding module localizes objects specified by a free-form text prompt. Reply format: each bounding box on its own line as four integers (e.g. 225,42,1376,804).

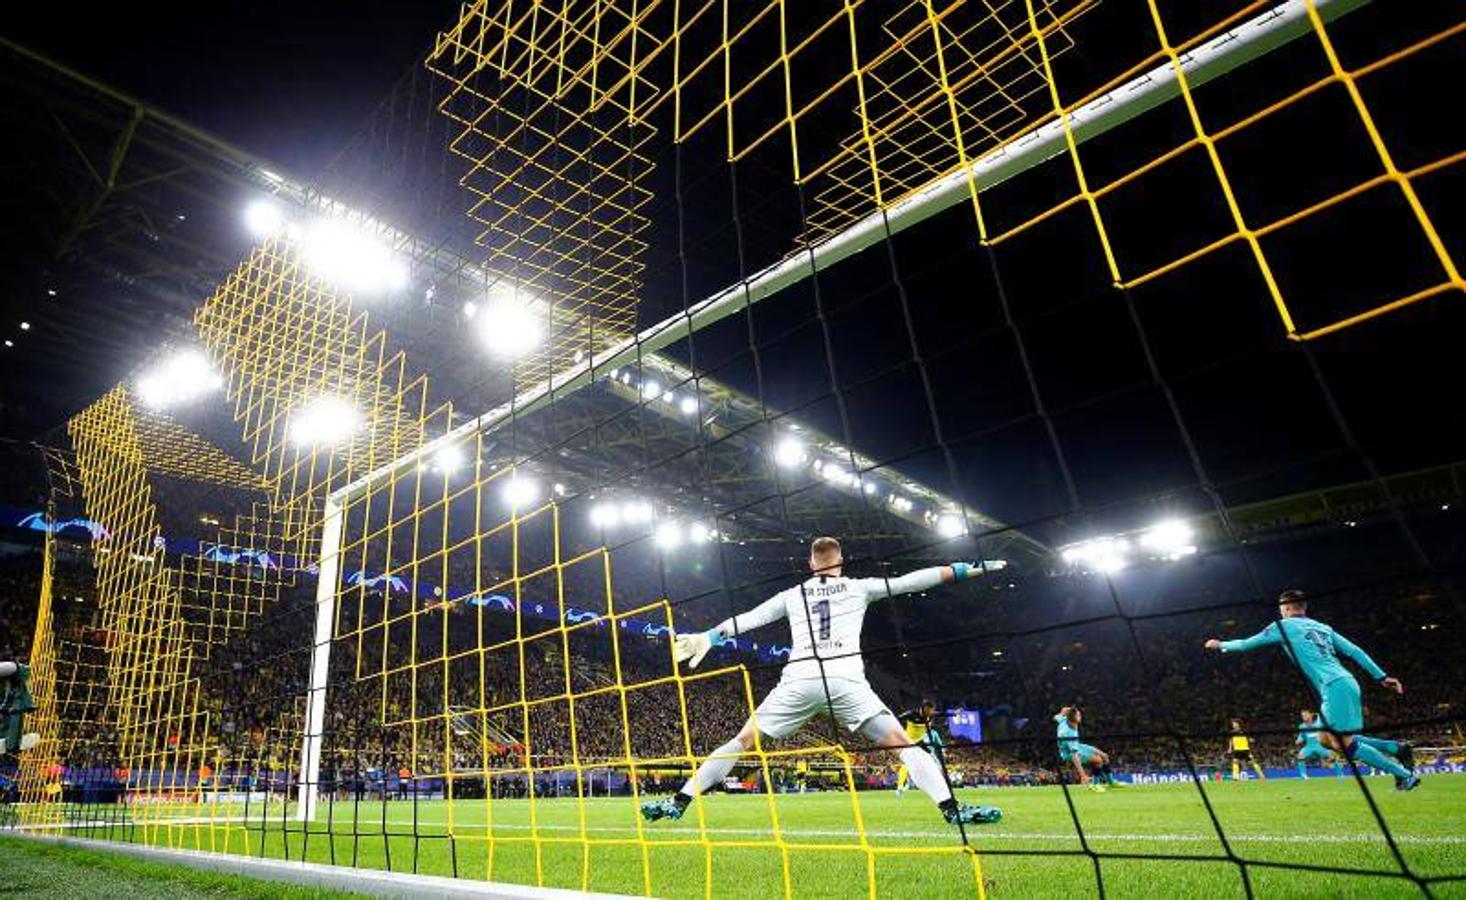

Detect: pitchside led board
946,708,982,744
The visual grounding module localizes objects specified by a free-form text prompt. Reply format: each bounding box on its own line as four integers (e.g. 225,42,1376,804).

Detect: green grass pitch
30,778,1466,898
0,833,356,898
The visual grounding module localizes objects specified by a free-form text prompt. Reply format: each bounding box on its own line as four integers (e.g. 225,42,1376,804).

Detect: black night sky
5,2,457,176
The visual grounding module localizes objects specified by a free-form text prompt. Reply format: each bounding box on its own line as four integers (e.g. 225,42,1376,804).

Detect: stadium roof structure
0,35,1050,569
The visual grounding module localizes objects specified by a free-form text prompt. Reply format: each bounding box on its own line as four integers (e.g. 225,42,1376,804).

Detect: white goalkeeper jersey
713,569,946,683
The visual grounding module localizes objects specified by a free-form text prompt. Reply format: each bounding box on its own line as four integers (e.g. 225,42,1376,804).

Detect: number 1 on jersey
813,599,831,640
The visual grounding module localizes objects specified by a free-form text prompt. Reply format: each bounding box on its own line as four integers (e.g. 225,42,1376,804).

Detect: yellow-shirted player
794,758,810,793
1229,718,1267,781
895,700,942,796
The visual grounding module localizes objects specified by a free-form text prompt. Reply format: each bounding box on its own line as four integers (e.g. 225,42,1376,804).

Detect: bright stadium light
501,476,539,509
289,396,362,447
589,503,621,528
622,500,654,525
301,218,409,296
1139,519,1196,558
773,437,805,469
654,521,683,550
430,444,467,475
935,514,967,538
688,522,712,544
679,395,698,416
641,379,661,400
135,350,224,409
472,284,544,358
1061,536,1130,574
243,200,286,238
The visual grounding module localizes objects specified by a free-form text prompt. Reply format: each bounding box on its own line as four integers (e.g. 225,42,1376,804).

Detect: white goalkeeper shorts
751,677,892,740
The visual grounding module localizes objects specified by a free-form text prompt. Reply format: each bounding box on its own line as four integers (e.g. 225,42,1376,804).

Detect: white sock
681,738,746,796
898,746,953,805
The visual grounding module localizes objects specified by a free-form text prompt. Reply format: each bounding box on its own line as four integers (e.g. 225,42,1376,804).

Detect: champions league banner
2,505,793,666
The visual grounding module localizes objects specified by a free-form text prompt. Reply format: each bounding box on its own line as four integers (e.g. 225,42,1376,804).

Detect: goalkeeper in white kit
641,537,1001,826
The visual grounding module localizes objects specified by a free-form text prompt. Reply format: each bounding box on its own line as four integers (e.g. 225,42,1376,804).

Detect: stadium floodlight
301,218,410,296
773,437,806,469
135,350,224,409
471,284,544,358
1061,536,1130,574
688,522,712,544
641,379,661,400
1139,519,1197,558
289,396,362,447
19,322,30,331
243,200,286,238
654,521,683,550
589,503,621,528
935,514,967,538
621,500,654,525
501,476,539,510
679,395,698,416
430,444,467,475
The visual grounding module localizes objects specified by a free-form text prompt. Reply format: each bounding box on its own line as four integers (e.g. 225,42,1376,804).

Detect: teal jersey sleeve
1221,617,1380,692
1219,622,1282,654
1331,631,1387,681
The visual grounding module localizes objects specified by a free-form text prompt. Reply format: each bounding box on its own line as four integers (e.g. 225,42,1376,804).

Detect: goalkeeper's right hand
673,629,724,668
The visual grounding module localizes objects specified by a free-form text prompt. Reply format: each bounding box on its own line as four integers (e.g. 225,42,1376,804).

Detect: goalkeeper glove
673,629,725,668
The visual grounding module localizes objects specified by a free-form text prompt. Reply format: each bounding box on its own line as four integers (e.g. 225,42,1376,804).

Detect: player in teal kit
1296,709,1343,779
1205,590,1418,790
1055,707,1114,792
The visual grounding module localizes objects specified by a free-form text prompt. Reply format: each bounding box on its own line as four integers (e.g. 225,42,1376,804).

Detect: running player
894,699,943,797
1055,706,1115,792
1228,718,1267,781
1296,709,1343,779
643,537,1000,826
1204,589,1418,790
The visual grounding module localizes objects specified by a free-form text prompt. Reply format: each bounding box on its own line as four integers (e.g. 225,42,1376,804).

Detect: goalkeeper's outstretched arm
675,594,786,668
865,562,991,601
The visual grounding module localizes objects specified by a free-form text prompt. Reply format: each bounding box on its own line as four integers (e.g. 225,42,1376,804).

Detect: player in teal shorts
1055,707,1115,792
1205,590,1418,791
1296,709,1343,779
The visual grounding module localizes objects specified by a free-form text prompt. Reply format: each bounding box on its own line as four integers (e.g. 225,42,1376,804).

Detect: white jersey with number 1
715,570,947,684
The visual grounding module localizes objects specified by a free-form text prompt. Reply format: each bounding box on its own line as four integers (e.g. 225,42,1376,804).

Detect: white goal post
294,0,1371,820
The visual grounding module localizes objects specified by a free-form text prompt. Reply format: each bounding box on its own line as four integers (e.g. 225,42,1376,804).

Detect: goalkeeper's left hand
951,562,982,580
673,629,724,668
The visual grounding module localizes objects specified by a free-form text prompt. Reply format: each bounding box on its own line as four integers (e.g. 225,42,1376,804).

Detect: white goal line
16,815,1462,846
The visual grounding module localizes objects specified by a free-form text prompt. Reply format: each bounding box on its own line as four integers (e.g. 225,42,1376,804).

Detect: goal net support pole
295,496,344,821
292,0,1368,820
